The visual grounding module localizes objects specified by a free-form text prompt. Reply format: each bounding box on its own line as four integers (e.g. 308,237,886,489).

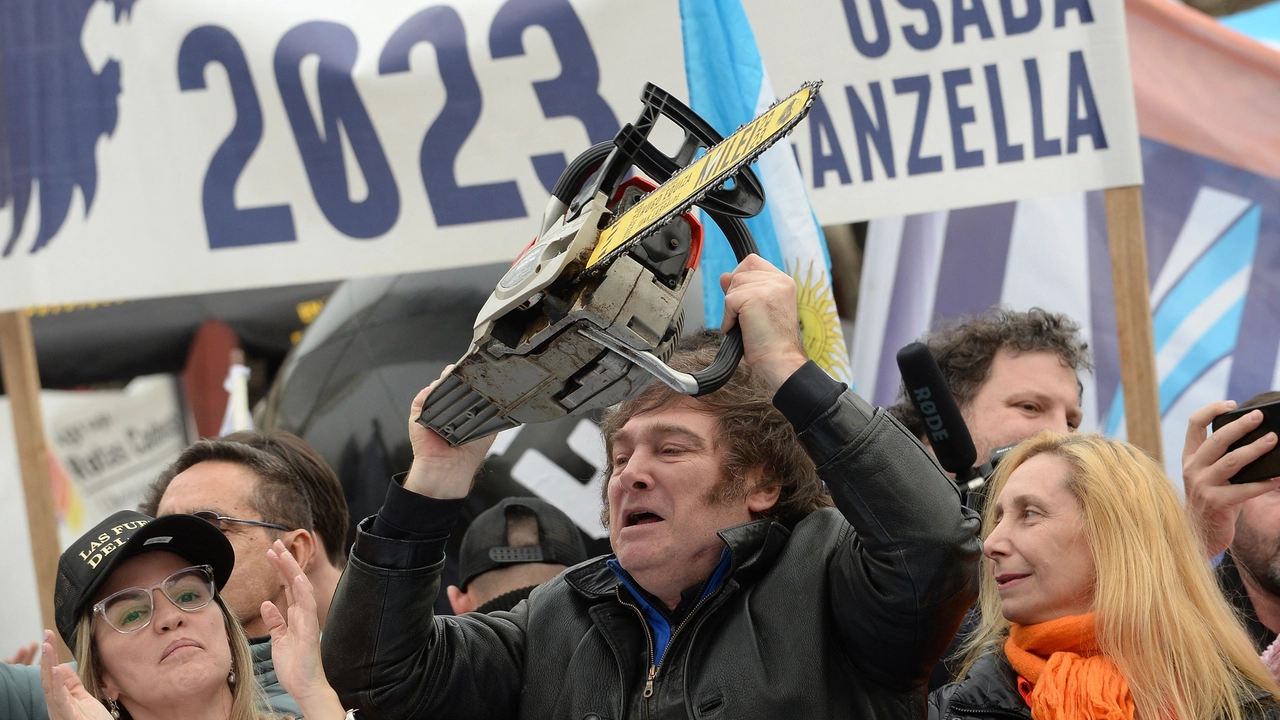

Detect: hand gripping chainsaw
418,82,820,445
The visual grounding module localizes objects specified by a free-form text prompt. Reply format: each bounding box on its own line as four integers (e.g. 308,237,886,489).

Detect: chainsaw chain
581,81,821,277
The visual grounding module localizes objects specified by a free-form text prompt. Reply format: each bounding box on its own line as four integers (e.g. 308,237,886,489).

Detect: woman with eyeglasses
39,510,345,720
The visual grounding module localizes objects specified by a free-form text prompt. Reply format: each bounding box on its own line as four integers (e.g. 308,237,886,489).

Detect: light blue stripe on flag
1158,298,1245,413
680,0,784,327
1152,207,1257,348
1104,203,1259,434
680,0,850,382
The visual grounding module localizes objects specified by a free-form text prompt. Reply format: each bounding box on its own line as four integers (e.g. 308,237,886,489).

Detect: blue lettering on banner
953,0,995,44
942,68,983,169
893,75,943,176
1065,49,1106,152
1056,0,1094,27
899,0,942,51
983,64,1024,163
832,46,1108,182
1001,0,1042,35
1023,57,1062,158
841,0,891,58
14,0,1117,256
846,83,896,181
808,94,852,187
177,26,297,250
169,1,616,249
380,6,526,227
275,22,401,239
490,0,620,194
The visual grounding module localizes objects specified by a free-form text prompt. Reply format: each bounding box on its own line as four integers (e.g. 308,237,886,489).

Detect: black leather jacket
322,374,982,720
929,653,1030,720
930,652,1280,720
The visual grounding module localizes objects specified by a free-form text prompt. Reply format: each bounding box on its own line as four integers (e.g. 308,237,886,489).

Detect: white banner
750,0,1143,224
0,0,1138,311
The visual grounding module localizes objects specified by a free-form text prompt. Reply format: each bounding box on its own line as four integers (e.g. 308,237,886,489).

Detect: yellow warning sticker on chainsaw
587,83,818,268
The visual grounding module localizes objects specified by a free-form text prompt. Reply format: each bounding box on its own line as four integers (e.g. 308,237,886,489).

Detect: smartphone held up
1212,399,1280,484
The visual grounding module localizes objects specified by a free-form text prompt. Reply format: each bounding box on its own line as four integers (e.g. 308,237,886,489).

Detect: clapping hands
261,540,346,720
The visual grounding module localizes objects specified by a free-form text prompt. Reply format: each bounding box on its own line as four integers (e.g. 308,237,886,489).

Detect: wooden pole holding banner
0,310,71,661
1104,186,1164,466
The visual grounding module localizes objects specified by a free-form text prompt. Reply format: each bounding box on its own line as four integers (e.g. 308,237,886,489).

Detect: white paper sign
0,375,187,653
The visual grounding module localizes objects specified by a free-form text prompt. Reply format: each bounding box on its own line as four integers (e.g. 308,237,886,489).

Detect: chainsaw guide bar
586,81,821,272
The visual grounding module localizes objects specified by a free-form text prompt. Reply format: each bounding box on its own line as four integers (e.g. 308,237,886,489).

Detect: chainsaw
418,81,820,446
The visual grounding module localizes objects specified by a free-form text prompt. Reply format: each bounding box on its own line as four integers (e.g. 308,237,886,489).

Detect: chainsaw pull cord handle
538,141,615,238
688,212,756,397
549,124,759,398
552,141,614,205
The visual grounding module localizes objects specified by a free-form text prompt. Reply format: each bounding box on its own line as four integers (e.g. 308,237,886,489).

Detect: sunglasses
191,510,291,533
92,565,217,634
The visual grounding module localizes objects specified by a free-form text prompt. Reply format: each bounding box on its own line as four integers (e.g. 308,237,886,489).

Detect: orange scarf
1005,613,1135,720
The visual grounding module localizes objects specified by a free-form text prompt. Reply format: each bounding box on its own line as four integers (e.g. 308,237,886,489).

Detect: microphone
895,342,980,483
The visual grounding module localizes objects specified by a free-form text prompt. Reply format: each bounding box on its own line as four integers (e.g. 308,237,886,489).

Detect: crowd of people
4,256,1280,719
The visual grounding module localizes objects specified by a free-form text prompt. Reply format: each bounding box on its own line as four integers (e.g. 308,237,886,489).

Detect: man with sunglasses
138,433,346,717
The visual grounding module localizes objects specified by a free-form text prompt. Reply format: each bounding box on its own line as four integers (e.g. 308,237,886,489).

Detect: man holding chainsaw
321,255,981,719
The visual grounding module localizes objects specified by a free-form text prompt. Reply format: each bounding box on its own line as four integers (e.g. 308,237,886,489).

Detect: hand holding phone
1183,400,1280,558
1211,400,1280,484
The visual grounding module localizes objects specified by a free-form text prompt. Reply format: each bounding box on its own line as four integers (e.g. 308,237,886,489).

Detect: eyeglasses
191,510,291,533
92,565,217,634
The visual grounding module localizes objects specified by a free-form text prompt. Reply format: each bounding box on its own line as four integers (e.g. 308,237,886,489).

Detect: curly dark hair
599,341,831,529
887,307,1092,439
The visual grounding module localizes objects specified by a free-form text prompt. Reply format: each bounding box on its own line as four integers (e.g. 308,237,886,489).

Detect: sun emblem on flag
789,261,850,381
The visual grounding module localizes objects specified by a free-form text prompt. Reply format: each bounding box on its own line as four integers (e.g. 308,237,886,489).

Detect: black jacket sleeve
321,513,530,720
777,362,983,690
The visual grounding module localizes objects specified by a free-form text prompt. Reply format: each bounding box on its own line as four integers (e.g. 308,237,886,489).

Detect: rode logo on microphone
911,387,951,442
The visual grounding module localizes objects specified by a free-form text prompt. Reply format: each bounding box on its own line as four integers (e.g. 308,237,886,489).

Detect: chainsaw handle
687,213,757,396
689,327,743,396
551,136,762,398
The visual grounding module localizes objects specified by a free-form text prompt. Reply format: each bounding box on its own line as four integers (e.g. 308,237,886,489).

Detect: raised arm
262,540,345,720
403,367,496,499
320,368,525,720
722,254,981,688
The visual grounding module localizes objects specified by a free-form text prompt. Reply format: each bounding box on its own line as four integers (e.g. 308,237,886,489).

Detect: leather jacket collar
943,653,1030,719
563,516,792,600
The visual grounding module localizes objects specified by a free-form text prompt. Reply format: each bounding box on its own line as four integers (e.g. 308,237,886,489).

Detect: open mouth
625,511,664,527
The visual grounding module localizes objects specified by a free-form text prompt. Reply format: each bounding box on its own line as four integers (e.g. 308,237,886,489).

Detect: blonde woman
39,510,344,720
931,432,1280,720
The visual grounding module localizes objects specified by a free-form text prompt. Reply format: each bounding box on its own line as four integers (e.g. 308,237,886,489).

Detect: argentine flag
680,0,850,383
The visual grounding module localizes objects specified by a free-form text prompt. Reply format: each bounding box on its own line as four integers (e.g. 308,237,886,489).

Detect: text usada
810,0,1108,186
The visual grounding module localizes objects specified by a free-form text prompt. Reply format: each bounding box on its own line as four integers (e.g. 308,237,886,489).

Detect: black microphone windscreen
896,342,977,475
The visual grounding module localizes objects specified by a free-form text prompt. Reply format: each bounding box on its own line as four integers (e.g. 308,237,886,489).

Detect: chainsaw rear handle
546,197,755,400
687,213,754,396
586,212,755,398
546,123,761,398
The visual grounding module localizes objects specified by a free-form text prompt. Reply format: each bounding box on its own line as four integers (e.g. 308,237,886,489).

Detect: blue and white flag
680,0,850,383
852,139,1277,490
851,0,1280,489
